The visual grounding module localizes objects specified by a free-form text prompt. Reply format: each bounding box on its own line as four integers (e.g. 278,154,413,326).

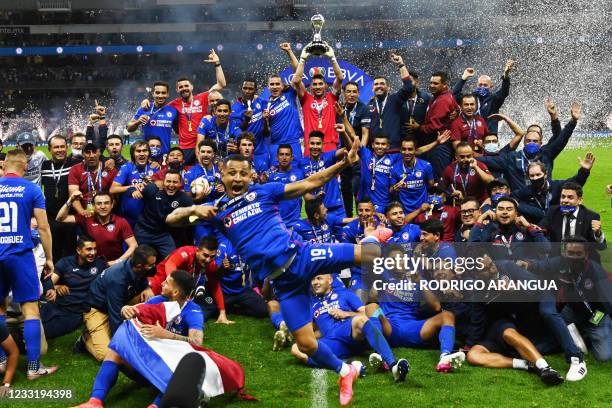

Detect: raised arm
291,44,309,99
543,102,580,160
56,190,81,223
323,45,344,93
205,49,226,91
280,42,299,70
452,68,474,100
284,138,360,200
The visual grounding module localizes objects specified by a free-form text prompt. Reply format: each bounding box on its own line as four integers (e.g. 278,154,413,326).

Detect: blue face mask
560,205,577,214
484,142,498,154
428,195,444,210
523,142,541,156
473,86,491,98
150,146,162,160
492,193,508,205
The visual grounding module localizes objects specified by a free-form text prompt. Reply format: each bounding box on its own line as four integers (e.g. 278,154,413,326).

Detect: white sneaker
436,351,466,373
566,357,587,382
351,360,366,377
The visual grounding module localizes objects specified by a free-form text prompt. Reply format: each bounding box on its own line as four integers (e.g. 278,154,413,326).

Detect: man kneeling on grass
291,274,410,384
73,270,205,408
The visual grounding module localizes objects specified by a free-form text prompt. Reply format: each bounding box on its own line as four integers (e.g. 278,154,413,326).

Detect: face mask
428,195,443,210
530,176,546,190
71,148,82,156
523,142,541,156
168,161,183,171
560,205,577,214
150,146,162,160
473,86,491,98
484,142,499,154
491,193,508,205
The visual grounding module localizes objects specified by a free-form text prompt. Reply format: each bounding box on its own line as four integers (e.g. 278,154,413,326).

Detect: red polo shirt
67,162,117,206
74,213,133,262
441,161,491,203
450,114,489,153
415,205,460,242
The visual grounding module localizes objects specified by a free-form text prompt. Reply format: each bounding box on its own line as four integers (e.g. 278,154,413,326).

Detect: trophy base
305,41,328,56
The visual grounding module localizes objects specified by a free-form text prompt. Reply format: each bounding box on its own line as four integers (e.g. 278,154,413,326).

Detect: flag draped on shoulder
108,301,247,399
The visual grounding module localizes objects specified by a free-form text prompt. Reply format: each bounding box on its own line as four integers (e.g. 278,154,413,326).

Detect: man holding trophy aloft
292,14,345,154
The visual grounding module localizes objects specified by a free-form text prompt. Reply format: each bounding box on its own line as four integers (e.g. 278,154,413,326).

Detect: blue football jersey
133,104,178,154
312,289,363,336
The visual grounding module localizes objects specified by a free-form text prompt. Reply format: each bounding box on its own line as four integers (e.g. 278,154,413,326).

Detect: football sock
0,316,7,362
535,358,549,370
310,341,346,374
363,320,396,366
270,312,284,330
439,325,455,355
91,360,120,401
24,319,41,371
512,358,529,370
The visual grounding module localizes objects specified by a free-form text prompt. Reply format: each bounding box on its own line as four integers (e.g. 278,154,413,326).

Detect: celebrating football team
0,38,610,408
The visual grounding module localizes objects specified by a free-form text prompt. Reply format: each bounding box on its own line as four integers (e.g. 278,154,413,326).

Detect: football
190,177,209,195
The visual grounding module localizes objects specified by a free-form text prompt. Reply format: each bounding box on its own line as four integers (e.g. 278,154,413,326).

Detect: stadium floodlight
15,48,23,55
256,43,263,50
456,39,463,46
217,44,223,51
56,47,63,54
416,40,423,47
537,37,543,44
335,42,342,49
136,45,143,53
295,43,303,50
96,46,103,53
177,45,184,52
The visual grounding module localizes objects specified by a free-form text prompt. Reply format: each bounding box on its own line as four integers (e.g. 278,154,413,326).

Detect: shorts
273,242,355,332
319,320,365,360
0,250,40,303
388,318,427,348
478,318,518,357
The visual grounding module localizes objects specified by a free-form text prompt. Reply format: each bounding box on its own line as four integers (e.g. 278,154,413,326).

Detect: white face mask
71,148,82,156
484,143,498,154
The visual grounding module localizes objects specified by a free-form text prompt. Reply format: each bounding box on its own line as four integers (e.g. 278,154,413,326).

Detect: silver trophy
305,14,329,56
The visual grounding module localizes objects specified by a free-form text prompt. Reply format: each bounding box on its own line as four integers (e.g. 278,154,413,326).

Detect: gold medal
188,121,193,132
318,119,323,129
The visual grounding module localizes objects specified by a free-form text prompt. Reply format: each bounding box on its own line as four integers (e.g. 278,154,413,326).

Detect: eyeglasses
460,208,477,214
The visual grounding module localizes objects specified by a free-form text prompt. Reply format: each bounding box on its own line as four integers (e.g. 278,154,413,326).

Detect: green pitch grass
6,144,612,407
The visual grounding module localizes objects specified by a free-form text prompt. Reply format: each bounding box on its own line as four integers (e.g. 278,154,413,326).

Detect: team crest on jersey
175,315,183,325
469,168,476,176
171,201,179,208
290,175,297,182
440,212,448,220
415,171,422,178
384,158,391,165
515,232,524,240
402,232,409,240
194,100,200,106
368,105,376,112
224,216,233,228
584,278,593,289
246,192,257,202
477,121,482,127
321,224,329,231
102,171,108,177
106,223,115,232
330,293,338,301
167,112,173,118
181,251,188,259
318,160,324,168
313,309,320,319
150,120,157,126
90,267,98,275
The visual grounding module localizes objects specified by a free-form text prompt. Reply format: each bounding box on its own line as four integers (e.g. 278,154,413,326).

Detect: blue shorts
319,320,365,360
388,318,427,348
253,152,270,173
274,242,355,332
0,250,40,303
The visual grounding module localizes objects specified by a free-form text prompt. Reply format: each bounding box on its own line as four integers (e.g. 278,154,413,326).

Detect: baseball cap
17,132,37,146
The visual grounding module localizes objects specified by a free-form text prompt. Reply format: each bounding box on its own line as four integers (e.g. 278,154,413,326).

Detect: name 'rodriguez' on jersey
210,182,302,282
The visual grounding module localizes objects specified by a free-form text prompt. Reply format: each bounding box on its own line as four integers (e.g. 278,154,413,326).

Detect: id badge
589,310,604,326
